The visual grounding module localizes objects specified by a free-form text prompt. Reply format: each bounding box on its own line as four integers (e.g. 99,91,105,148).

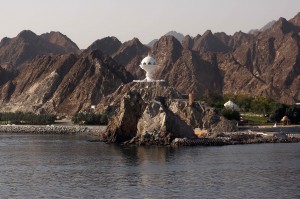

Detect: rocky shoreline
0,124,299,147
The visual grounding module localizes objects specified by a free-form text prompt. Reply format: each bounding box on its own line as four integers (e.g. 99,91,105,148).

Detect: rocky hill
0,30,79,70
0,50,133,114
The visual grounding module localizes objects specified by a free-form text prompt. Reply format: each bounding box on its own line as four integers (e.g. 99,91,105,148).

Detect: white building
224,100,240,111
133,54,164,82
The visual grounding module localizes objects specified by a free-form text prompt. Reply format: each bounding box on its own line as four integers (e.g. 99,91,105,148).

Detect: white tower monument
133,54,165,82
140,54,158,81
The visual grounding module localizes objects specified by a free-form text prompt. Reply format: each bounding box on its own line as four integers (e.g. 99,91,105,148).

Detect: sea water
0,134,299,198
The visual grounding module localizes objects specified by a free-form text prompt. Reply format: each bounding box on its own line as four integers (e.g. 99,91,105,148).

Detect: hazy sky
0,0,299,48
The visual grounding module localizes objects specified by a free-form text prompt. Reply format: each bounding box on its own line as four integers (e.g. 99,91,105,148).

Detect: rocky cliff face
0,50,133,114
218,15,300,104
0,30,79,70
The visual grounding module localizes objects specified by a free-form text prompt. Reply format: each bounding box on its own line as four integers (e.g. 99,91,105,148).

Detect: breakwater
171,136,300,146
0,125,106,136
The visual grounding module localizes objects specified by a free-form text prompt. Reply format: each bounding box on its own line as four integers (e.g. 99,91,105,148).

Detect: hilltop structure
133,54,165,82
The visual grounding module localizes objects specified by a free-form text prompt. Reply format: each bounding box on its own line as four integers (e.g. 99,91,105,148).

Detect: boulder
103,91,147,143
136,101,196,145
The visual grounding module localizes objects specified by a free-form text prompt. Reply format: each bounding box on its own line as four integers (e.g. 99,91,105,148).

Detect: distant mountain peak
164,31,185,42
147,30,184,47
41,31,79,52
272,17,293,34
87,36,122,56
203,30,213,36
290,12,300,26
17,30,38,40
248,20,276,34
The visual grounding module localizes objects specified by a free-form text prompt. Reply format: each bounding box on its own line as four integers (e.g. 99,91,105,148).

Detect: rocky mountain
192,30,231,53
87,37,149,80
248,20,276,34
151,35,222,96
290,12,300,26
181,35,194,50
112,38,149,79
0,12,300,115
147,13,300,104
40,31,79,53
0,50,133,114
86,36,122,56
147,31,185,47
0,30,79,70
218,14,300,104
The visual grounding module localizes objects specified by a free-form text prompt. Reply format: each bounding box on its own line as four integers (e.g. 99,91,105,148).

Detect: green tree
221,109,240,121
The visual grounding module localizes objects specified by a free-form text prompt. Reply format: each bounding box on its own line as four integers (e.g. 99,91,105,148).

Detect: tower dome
139,54,158,81
141,55,157,65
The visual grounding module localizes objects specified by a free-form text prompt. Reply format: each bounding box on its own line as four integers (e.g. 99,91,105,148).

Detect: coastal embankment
0,125,106,136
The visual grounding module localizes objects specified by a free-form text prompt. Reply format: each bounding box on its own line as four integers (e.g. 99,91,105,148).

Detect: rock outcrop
101,82,236,145
102,90,197,145
104,92,147,143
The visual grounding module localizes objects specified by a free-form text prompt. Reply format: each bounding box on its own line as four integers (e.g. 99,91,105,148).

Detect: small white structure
224,100,240,111
140,54,158,81
133,54,165,82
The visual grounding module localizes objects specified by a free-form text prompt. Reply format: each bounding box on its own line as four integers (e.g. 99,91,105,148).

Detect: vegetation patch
72,113,109,125
0,112,56,125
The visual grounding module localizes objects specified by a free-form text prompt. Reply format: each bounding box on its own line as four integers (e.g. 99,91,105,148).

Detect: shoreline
0,124,299,146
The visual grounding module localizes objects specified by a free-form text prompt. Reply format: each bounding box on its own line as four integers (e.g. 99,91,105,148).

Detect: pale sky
0,0,299,48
